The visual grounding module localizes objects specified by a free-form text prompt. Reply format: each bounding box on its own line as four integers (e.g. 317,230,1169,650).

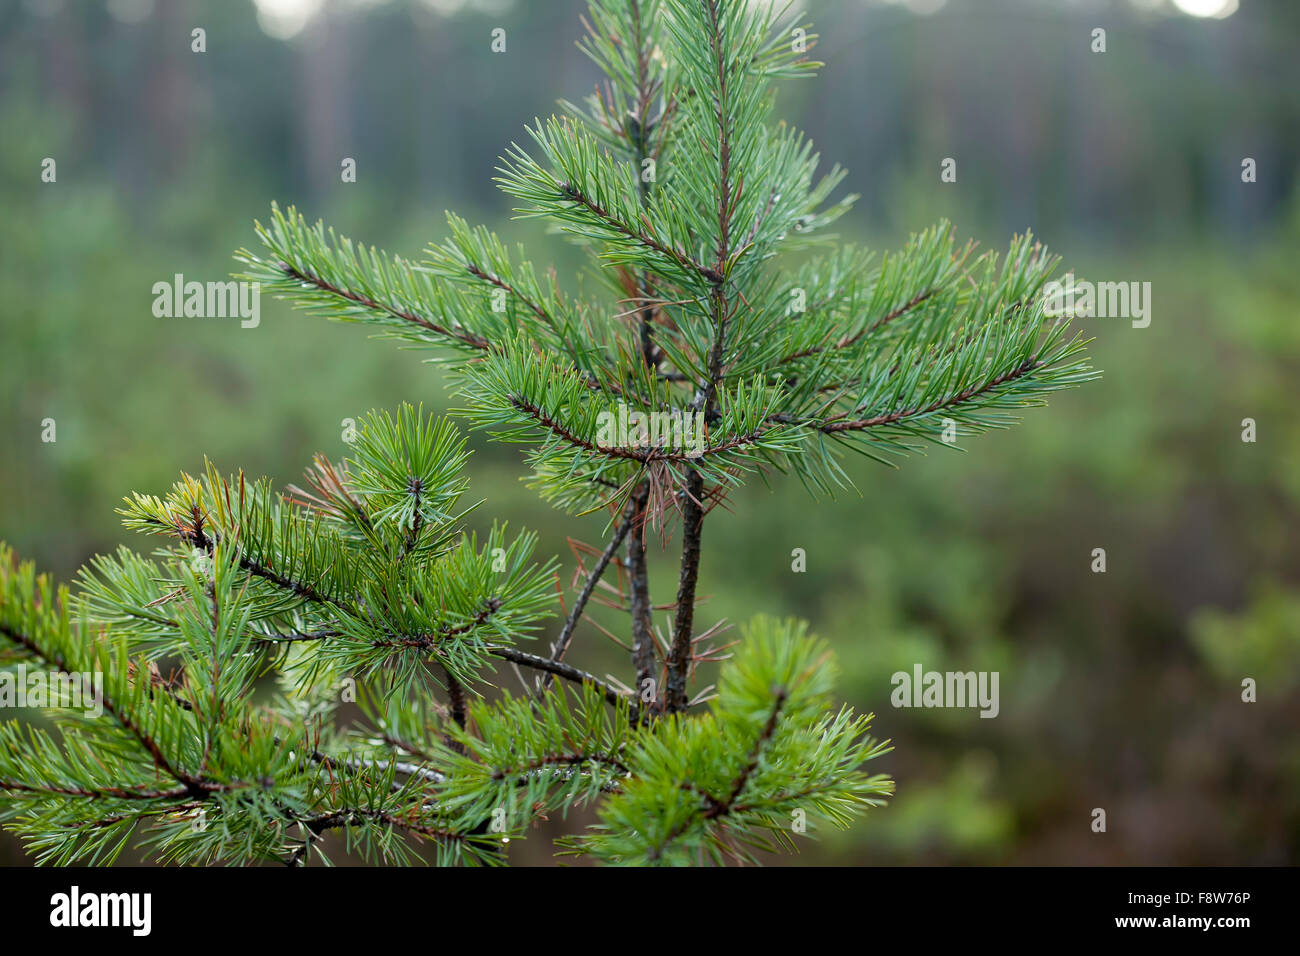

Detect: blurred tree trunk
147,0,195,180
299,0,351,201
42,4,89,145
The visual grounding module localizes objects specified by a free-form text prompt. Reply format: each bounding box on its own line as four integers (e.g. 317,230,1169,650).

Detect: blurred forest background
1,0,1298,866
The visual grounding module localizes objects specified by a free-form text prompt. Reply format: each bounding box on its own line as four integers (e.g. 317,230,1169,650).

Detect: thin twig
539,501,637,692
490,646,627,709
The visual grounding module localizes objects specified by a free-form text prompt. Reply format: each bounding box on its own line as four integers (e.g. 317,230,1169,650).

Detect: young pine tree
0,0,1095,866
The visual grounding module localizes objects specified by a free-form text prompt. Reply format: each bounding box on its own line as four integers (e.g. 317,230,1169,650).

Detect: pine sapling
0,0,1094,866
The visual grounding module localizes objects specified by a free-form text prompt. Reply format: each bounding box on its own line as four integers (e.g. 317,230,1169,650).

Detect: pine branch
558,181,723,285
566,618,893,866
281,261,494,351
0,620,194,789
